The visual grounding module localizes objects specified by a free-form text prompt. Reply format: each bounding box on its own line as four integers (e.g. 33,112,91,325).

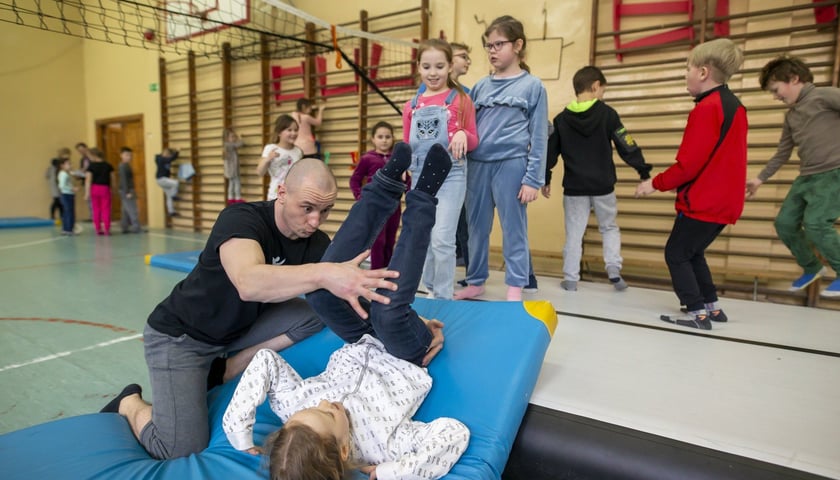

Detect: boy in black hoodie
544,66,651,291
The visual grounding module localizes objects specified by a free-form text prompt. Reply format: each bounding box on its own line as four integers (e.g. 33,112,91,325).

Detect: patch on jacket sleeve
614,126,638,150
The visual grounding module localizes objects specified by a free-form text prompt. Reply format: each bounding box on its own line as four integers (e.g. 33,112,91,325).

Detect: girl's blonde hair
687,38,744,83
264,423,349,480
484,15,530,73
416,39,469,129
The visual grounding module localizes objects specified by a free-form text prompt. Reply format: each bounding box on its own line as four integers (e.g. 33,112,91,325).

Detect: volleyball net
0,0,422,111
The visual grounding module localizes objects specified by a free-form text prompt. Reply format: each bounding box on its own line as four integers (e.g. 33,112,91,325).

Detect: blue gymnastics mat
0,217,55,228
0,298,557,480
145,250,201,273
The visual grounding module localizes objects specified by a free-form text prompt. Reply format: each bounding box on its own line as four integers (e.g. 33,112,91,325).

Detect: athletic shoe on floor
821,278,840,298
523,274,538,293
789,267,827,291
708,309,728,322
660,312,712,330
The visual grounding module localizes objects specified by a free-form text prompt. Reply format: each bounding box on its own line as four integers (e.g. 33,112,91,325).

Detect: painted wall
81,41,164,227
0,26,87,219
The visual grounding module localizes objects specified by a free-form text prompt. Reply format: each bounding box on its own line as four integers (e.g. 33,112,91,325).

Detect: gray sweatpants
120,193,141,232
563,193,623,281
139,298,323,459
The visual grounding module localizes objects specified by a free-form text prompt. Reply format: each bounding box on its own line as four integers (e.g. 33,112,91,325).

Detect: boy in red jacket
635,38,747,330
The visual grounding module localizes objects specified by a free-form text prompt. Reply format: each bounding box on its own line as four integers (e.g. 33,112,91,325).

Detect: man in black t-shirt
103,158,400,460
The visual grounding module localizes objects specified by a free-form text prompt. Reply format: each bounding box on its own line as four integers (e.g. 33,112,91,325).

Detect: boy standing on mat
544,66,651,292
635,39,747,330
746,55,840,298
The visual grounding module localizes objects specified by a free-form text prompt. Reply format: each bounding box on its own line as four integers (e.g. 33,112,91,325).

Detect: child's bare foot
506,286,522,301
453,285,484,300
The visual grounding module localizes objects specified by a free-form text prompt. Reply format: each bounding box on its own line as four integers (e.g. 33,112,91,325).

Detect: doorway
96,115,147,225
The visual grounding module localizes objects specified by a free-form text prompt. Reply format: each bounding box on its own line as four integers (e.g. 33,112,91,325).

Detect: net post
260,34,271,199
304,22,317,100
358,9,370,159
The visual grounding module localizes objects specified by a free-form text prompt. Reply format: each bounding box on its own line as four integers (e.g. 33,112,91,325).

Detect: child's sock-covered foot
561,280,578,291
606,266,628,290
414,144,452,197
378,142,412,182
454,284,484,300
609,276,628,291
506,286,523,301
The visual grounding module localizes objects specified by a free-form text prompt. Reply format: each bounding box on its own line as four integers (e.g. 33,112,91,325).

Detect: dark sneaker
660,313,712,330
708,309,728,322
523,274,538,293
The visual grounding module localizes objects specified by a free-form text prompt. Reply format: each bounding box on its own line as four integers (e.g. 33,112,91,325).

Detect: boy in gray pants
544,66,651,291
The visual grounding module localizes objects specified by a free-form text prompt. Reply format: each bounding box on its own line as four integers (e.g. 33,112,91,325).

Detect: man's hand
421,318,445,367
320,250,399,319
745,178,763,199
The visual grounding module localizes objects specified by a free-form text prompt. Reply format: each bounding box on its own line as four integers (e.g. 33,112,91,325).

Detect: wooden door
97,116,147,224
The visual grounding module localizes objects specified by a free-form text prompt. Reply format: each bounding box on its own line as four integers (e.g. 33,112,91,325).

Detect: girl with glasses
454,15,548,301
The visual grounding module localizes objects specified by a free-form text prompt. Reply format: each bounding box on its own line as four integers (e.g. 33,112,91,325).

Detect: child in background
746,56,840,298
155,147,180,217
257,114,303,201
545,66,651,292
223,127,245,205
454,15,548,302
635,38,747,329
404,38,478,300
85,147,115,236
46,148,70,221
223,143,468,480
57,157,77,235
291,98,326,159
118,147,142,234
349,121,406,270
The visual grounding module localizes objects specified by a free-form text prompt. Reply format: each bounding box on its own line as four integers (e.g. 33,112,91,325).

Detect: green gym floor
0,224,207,433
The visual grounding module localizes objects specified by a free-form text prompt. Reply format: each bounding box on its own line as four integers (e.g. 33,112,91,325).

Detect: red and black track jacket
652,85,748,225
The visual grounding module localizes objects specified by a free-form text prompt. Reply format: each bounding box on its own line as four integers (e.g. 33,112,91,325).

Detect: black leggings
664,214,725,311
50,196,63,219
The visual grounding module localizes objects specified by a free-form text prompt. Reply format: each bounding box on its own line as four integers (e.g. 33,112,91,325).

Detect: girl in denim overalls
402,39,478,299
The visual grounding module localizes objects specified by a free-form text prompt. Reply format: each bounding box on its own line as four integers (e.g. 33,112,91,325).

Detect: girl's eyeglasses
484,40,512,52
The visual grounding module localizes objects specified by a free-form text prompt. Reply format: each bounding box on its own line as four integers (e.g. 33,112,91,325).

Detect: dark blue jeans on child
306,170,436,366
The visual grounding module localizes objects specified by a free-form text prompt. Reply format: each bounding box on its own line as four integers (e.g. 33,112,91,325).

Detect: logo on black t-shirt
272,256,286,265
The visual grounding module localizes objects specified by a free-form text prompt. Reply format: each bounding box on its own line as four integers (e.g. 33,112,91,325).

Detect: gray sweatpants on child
139,298,322,459
563,193,623,281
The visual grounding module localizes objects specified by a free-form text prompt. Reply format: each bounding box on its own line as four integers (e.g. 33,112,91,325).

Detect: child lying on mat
223,143,469,480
